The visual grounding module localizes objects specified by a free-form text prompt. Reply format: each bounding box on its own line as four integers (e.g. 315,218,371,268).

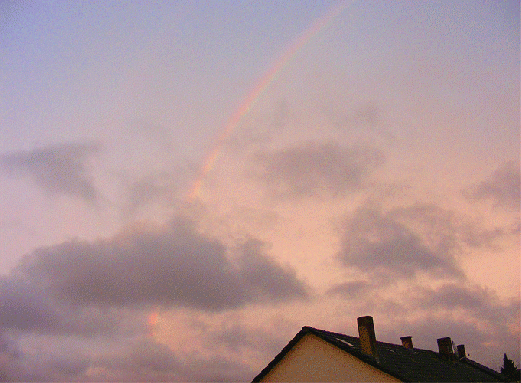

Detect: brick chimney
400,336,413,349
457,344,466,359
357,316,379,361
437,337,453,357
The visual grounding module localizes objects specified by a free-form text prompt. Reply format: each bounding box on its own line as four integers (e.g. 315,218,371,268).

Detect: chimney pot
457,344,466,359
357,316,379,361
400,336,413,349
437,337,453,357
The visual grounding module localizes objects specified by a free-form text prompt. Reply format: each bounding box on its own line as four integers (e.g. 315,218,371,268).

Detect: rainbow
185,2,348,203
148,3,348,340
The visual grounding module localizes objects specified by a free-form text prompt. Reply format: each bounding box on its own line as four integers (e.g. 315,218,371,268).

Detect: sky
0,0,519,381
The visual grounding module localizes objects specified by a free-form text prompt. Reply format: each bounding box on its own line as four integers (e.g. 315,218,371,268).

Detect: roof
252,326,507,382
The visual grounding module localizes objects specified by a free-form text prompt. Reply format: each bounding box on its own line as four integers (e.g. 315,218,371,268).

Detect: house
252,316,506,382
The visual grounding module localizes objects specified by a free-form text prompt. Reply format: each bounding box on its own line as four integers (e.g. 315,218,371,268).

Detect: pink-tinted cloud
252,142,384,199
336,205,464,280
465,160,520,210
0,142,101,202
13,217,308,311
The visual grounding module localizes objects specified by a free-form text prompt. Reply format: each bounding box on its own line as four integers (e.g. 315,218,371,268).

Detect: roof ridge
461,358,506,380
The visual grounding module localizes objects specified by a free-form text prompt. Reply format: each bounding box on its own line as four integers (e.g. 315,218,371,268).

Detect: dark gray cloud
379,283,521,369
465,160,520,210
93,338,181,381
121,172,179,219
414,283,519,325
326,280,373,298
214,323,284,356
20,351,91,382
97,338,255,382
252,142,384,199
0,330,22,381
392,203,514,250
329,203,520,367
1,336,174,382
184,355,257,382
382,317,516,370
459,224,507,249
0,278,62,333
336,206,464,280
419,283,492,311
0,216,308,380
0,142,101,202
0,327,257,381
322,281,519,369
0,276,147,338
236,239,310,302
80,337,255,382
14,217,308,311
126,174,172,210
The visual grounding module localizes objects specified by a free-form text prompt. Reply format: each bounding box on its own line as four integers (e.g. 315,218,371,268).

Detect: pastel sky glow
1,1,519,381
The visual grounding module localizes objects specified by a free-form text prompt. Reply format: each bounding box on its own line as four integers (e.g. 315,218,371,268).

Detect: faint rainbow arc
185,2,348,203
149,1,349,342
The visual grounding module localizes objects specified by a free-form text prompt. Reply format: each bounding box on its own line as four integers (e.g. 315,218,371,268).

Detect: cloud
320,101,396,142
20,351,91,382
121,172,179,219
13,217,308,311
383,315,519,370
326,280,373,298
414,283,519,324
0,330,22,381
92,338,182,381
88,338,256,382
1,335,175,381
252,142,384,199
100,336,255,382
227,100,289,152
0,278,62,333
213,323,284,357
328,202,520,367
323,280,519,369
183,355,257,382
0,276,148,338
236,239,310,302
48,335,256,382
383,283,521,368
0,216,309,380
0,142,101,202
465,160,520,209
336,205,464,281
390,203,513,250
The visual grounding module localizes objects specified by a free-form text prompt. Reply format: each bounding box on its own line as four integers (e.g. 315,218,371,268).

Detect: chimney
400,336,413,349
456,344,466,359
437,337,453,357
357,316,379,361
